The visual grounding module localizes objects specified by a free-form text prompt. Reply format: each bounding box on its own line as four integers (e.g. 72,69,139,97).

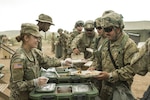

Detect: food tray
71,59,87,64
29,82,99,100
72,84,92,93
41,72,57,78
35,83,56,93
70,70,101,77
56,85,72,93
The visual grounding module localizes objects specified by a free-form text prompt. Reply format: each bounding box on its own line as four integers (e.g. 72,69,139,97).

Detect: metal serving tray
35,83,56,93
72,84,92,93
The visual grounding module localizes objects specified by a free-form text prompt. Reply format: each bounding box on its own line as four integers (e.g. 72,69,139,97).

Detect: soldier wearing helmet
74,20,84,28
71,20,97,59
57,28,63,33
90,11,138,99
92,10,115,53
36,13,54,50
67,20,84,58
88,11,115,96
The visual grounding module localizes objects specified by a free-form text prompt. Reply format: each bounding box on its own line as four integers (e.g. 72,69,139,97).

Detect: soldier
71,20,97,59
131,38,150,76
90,12,138,100
9,23,71,100
131,38,150,100
92,10,115,58
51,32,55,53
36,13,54,50
67,20,84,57
56,28,68,59
87,17,107,96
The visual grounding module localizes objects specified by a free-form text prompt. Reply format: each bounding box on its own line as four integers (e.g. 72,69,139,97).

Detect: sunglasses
104,26,113,32
85,29,94,32
96,27,102,30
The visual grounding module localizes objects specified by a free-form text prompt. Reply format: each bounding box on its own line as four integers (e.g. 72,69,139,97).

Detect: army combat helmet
102,10,115,16
57,28,63,33
94,10,115,28
75,20,84,28
101,12,124,29
84,20,95,30
94,17,102,28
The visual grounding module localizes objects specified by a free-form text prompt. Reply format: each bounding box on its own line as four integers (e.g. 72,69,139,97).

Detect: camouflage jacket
58,33,68,47
9,48,61,100
131,38,150,76
94,32,138,87
71,32,98,59
67,30,82,47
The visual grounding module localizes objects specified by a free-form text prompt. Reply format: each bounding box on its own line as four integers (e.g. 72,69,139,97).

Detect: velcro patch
13,63,23,69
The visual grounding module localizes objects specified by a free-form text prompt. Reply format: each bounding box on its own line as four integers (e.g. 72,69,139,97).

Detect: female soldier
9,23,71,100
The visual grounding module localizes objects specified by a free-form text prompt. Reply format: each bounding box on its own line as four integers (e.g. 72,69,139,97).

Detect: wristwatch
108,72,113,81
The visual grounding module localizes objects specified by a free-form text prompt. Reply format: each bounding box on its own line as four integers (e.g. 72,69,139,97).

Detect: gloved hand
33,76,49,87
61,58,72,66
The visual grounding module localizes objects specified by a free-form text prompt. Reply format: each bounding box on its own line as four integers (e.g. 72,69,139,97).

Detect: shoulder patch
13,62,23,69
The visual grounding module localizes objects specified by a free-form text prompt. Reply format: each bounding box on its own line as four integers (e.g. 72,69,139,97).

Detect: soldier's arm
34,49,61,68
71,34,82,50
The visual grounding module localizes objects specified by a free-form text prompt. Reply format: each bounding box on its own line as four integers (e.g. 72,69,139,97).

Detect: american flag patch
13,63,23,69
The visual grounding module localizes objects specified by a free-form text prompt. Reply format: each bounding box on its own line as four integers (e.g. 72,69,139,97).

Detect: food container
40,67,99,83
35,83,56,93
29,82,99,100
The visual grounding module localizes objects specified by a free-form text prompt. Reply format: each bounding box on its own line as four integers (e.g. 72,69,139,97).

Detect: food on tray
84,61,93,67
77,68,81,74
71,70,101,77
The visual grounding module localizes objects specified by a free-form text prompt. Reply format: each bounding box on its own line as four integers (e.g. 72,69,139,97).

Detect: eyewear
85,29,94,32
77,25,83,27
104,26,113,32
96,27,102,30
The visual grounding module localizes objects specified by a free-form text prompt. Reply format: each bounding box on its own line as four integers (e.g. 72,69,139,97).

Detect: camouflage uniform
51,32,55,53
67,20,84,57
36,14,54,50
57,28,69,59
9,23,61,100
71,20,97,59
131,38,150,75
93,12,138,100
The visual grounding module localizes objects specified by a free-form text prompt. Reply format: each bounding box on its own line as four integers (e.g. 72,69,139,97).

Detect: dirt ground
0,42,150,99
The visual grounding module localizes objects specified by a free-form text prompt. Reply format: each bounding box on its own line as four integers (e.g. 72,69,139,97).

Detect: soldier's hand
61,58,72,66
33,76,49,87
87,66,95,71
94,71,109,80
73,48,80,54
